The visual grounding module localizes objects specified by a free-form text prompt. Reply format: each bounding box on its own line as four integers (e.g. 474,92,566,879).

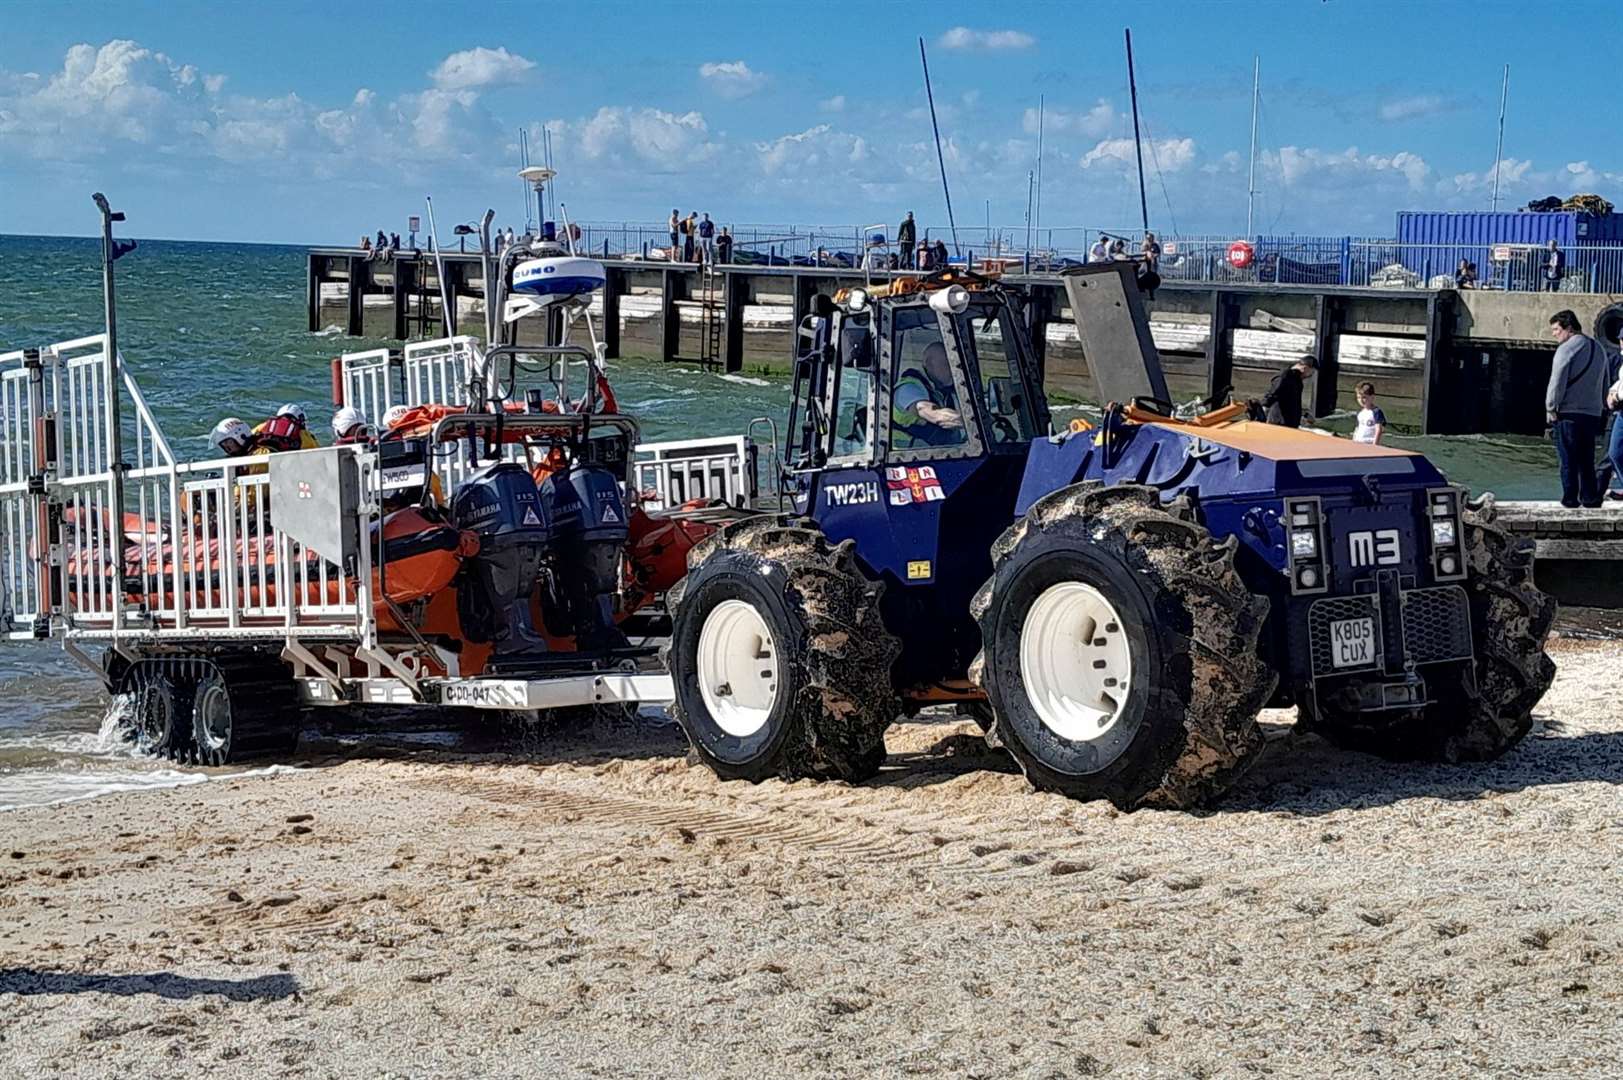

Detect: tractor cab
780,271,1051,688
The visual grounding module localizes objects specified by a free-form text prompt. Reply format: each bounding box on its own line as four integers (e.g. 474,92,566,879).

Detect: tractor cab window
961,304,1042,445
829,314,875,460
889,306,969,451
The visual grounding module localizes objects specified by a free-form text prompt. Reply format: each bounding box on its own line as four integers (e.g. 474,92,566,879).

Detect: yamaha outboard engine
450,462,551,660
537,461,630,651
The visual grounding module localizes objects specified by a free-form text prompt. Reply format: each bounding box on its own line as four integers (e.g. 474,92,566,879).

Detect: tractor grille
1307,586,1473,679
1400,585,1473,666
1307,595,1381,676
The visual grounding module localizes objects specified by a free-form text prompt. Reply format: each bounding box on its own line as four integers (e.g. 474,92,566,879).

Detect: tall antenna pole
1125,28,1150,236
1025,170,1034,255
1247,55,1260,235
1034,94,1045,248
919,37,960,256
1490,64,1510,211
519,128,532,232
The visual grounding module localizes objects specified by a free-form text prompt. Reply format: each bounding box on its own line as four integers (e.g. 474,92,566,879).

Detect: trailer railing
1,336,373,645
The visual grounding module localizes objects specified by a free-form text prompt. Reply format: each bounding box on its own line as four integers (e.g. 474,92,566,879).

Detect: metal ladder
698,267,722,368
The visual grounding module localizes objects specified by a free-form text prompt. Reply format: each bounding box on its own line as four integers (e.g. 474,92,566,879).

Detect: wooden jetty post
1311,293,1346,419
1419,291,1457,435
345,255,367,337
660,267,687,363
724,270,749,373
602,266,624,359
1205,290,1242,400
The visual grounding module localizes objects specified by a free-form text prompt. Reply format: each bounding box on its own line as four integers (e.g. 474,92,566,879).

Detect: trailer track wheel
187,658,303,766
970,484,1276,810
666,518,901,783
1303,508,1556,761
125,664,194,762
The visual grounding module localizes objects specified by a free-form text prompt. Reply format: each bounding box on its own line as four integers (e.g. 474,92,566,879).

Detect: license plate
1329,617,1375,668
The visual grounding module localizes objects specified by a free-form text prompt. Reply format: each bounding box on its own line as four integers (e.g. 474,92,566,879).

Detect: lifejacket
891,367,963,448
254,414,313,453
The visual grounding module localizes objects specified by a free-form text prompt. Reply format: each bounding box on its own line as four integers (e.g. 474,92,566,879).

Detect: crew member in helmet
253,403,318,451
891,341,966,449
332,406,372,445
209,417,257,458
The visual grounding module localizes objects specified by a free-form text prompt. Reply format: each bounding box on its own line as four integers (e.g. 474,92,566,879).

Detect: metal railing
1,336,371,644
557,220,1623,292
633,435,756,510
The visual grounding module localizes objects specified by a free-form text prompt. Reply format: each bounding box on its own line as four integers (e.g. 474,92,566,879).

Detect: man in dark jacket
1543,240,1566,292
897,212,917,269
1256,355,1317,428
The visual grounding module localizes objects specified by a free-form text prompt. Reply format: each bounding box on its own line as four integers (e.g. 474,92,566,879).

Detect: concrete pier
308,247,1619,437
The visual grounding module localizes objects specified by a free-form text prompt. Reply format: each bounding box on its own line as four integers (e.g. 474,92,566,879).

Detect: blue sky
2,0,1618,244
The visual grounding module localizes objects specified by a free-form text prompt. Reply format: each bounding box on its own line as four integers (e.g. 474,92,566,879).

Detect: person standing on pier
897,212,917,269
1545,309,1609,508
698,213,715,264
1089,235,1109,263
1543,240,1566,292
716,227,733,265
683,212,698,263
1599,340,1623,501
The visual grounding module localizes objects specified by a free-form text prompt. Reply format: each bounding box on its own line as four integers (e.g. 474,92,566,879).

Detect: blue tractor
665,263,1556,808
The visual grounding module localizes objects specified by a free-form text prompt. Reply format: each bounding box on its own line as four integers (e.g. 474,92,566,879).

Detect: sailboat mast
1246,56,1259,236
919,37,961,256
1125,29,1149,236
1490,65,1510,211
1034,95,1044,251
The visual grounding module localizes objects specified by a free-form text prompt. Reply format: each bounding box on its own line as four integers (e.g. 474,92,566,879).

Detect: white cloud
938,27,1036,50
429,46,535,91
755,124,869,175
1377,94,1451,123
699,60,766,99
1447,157,1534,194
1025,100,1117,138
1080,136,1196,172
1273,145,1430,189
564,106,716,168
819,95,846,113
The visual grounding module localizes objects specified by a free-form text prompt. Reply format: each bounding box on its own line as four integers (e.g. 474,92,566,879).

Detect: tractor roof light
844,287,869,313
928,284,970,314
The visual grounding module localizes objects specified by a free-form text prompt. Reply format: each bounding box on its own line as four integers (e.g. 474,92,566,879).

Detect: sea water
0,233,1574,808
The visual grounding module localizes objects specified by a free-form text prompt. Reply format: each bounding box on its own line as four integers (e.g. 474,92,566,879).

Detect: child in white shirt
1352,381,1386,445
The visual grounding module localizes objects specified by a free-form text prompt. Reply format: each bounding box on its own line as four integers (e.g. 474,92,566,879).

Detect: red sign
886,466,944,506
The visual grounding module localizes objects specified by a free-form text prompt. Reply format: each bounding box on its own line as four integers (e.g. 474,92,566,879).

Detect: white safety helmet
276,403,307,423
332,405,367,439
382,404,411,430
209,417,251,453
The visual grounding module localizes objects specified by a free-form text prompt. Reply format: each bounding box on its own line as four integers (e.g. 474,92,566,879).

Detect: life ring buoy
1227,240,1255,270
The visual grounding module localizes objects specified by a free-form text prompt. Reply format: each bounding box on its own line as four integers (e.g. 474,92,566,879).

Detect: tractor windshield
957,301,1042,446
890,305,970,451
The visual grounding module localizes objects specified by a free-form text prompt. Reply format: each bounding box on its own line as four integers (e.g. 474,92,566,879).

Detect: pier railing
563,221,1623,293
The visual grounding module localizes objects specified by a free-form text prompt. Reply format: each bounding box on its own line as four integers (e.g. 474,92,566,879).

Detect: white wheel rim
1019,582,1133,743
696,600,780,738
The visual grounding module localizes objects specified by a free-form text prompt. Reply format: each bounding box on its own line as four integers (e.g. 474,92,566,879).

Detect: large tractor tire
187,657,304,766
1304,504,1556,761
969,484,1277,810
666,518,901,784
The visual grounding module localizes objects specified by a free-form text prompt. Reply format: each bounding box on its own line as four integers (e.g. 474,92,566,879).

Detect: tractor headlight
1285,496,1327,595
1291,529,1318,558
1427,487,1467,581
1431,519,1456,546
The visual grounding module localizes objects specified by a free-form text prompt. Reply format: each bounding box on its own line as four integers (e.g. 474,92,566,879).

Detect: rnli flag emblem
885,465,944,506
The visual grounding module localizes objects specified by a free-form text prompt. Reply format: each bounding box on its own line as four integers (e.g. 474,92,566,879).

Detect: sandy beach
2,636,1619,1079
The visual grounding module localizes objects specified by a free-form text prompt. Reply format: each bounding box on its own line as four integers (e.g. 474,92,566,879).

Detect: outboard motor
537,462,630,651
450,462,550,659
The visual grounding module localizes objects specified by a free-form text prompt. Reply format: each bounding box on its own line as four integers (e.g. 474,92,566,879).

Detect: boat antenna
1125,28,1150,236
1490,64,1510,211
918,36,960,257
519,128,532,233
1025,170,1034,257
425,195,456,336
1246,55,1259,236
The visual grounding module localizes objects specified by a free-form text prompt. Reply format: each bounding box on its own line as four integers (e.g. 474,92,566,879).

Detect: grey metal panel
1059,263,1170,406
268,448,364,570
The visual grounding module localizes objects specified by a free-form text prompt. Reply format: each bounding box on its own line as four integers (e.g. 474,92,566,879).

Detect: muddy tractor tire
188,657,304,766
1305,506,1556,762
970,483,1277,810
665,518,901,784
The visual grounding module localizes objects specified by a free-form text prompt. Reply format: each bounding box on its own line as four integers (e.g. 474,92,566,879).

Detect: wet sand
2,637,1620,1079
